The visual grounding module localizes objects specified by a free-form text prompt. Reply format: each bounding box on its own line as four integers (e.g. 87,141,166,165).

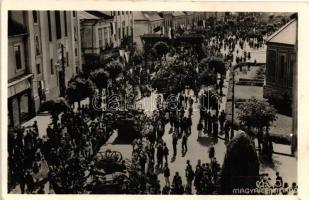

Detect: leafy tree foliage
66,76,95,107
220,133,260,194
237,97,277,131
153,41,169,64
105,60,124,81
90,68,110,92
40,97,70,125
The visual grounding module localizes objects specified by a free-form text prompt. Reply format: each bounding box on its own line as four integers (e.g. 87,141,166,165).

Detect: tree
197,58,217,87
208,57,226,76
220,133,260,194
105,60,123,81
40,97,70,125
90,68,110,94
153,41,169,65
66,76,95,108
237,97,277,132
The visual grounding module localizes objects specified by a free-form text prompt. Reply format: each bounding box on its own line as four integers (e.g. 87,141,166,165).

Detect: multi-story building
8,11,82,127
158,12,173,36
109,11,134,47
184,12,194,30
133,11,163,50
172,12,186,30
79,11,113,55
263,19,296,106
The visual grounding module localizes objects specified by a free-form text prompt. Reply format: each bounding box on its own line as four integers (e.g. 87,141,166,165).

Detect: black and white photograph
3,5,304,197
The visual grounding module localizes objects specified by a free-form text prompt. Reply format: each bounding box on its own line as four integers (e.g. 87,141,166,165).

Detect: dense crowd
7,13,297,194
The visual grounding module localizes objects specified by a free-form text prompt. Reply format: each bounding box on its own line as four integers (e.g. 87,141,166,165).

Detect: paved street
7,11,298,195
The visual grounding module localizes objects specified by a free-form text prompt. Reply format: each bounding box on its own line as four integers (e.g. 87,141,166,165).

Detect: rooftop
267,19,297,46
172,11,186,17
81,11,113,20
8,17,27,37
134,12,163,22
78,11,99,20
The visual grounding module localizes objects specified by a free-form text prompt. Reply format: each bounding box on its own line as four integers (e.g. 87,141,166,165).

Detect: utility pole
231,67,235,139
60,44,66,97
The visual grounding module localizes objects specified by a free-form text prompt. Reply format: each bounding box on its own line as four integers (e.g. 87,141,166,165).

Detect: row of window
267,50,295,85
33,10,69,42
111,11,132,16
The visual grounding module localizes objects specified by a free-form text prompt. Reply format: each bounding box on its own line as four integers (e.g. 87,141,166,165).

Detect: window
66,52,69,66
50,59,54,75
122,27,125,38
74,26,78,41
126,11,128,14
73,11,76,17
47,11,52,41
122,11,124,15
55,11,62,39
127,26,129,36
118,11,120,15
36,63,41,74
279,54,286,79
75,47,78,57
98,28,103,48
267,50,276,78
14,45,22,70
290,54,296,86
33,11,38,24
35,35,40,56
64,11,68,37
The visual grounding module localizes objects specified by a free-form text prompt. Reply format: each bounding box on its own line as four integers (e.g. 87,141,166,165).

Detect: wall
264,43,295,101
8,36,27,81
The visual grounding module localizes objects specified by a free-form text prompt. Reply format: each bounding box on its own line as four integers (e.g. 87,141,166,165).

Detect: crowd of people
7,13,297,195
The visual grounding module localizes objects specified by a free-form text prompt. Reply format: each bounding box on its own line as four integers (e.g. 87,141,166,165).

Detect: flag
153,26,161,33
119,49,125,57
124,51,130,63
168,27,172,39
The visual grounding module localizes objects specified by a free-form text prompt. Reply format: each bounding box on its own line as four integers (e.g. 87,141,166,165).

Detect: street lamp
231,67,235,139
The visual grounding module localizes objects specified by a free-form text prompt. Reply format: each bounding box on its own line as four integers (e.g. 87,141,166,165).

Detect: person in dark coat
213,121,218,140
197,120,203,139
163,163,170,187
163,143,169,165
219,110,226,132
182,134,188,153
172,132,178,157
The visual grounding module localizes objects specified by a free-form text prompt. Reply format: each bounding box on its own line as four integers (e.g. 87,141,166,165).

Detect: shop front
8,74,34,127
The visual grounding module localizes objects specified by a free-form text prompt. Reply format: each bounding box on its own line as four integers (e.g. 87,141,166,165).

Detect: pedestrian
172,172,183,194
197,120,203,139
163,163,170,187
182,133,188,153
219,110,226,132
185,160,194,190
156,142,164,168
208,144,215,162
172,132,178,157
224,123,230,143
163,143,169,165
213,121,218,140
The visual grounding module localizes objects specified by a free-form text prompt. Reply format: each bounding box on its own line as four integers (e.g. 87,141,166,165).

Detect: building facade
263,19,296,104
133,12,164,50
8,11,82,127
109,11,134,47
79,11,113,55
